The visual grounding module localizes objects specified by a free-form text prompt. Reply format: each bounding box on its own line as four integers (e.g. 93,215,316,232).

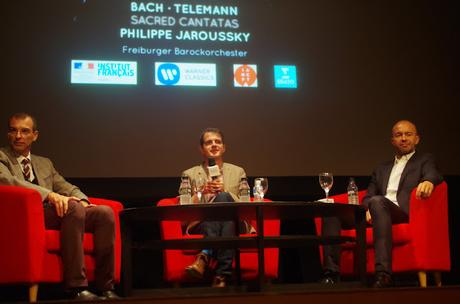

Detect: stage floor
2,283,460,304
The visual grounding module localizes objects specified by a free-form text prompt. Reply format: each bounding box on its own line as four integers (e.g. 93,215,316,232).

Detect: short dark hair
9,112,38,131
199,128,224,146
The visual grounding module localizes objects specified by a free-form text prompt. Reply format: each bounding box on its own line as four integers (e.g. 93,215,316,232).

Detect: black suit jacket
363,152,443,215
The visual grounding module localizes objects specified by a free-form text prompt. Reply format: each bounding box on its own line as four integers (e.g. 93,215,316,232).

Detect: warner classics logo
157,63,180,85
155,62,217,87
71,60,137,85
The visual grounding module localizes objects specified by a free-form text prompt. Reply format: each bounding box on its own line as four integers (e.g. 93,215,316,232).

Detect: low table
120,201,367,295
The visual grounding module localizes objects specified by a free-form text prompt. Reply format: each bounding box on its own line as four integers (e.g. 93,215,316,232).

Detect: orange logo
234,64,257,87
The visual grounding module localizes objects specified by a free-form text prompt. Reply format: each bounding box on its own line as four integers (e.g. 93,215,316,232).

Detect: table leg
120,216,133,297
355,208,367,286
256,206,265,291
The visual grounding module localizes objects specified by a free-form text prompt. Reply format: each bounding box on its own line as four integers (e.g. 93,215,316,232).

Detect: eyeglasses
8,128,35,136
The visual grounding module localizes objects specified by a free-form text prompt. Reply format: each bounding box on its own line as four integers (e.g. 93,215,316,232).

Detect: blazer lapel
3,147,26,181
222,163,229,191
380,161,393,195
31,156,46,186
398,152,418,190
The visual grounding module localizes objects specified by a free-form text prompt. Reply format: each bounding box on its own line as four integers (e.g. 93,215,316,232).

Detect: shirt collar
394,150,415,164
16,152,31,164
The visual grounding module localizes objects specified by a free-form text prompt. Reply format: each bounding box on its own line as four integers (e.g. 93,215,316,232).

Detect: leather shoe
319,270,340,284
185,252,209,279
100,290,121,300
373,272,393,288
212,275,226,288
73,290,100,301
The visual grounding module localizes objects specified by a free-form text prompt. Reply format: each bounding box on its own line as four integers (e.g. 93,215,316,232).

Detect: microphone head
207,158,220,179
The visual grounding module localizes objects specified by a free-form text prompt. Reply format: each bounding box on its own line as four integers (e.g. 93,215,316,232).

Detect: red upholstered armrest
157,197,183,240
407,181,450,267
0,185,47,281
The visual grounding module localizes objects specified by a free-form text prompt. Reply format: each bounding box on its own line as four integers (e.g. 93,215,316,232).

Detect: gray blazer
363,152,443,215
182,162,246,202
0,146,87,201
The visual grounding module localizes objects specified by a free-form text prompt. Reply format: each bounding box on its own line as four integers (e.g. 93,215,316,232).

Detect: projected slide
70,1,298,89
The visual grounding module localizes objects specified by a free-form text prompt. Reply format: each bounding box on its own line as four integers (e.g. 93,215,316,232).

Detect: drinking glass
254,177,269,200
194,177,206,203
318,173,333,202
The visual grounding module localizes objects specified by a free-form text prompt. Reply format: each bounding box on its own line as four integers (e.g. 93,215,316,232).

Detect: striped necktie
21,158,31,181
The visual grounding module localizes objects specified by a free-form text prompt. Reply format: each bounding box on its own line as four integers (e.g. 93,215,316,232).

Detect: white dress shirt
385,151,415,206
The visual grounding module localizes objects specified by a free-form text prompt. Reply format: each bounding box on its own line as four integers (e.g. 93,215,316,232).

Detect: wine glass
318,173,333,202
254,177,269,201
194,177,206,203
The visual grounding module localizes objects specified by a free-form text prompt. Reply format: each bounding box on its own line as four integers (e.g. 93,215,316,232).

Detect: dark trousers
189,192,236,276
322,195,408,274
44,200,116,291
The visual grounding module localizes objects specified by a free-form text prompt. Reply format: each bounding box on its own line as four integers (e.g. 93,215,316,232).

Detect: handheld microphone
207,158,221,180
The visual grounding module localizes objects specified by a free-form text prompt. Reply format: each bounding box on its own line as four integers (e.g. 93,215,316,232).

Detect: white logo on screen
161,68,178,81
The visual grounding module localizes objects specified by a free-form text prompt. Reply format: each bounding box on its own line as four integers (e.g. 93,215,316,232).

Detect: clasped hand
47,192,94,217
203,180,224,194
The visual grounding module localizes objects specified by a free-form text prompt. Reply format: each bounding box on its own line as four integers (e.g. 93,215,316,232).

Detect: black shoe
100,290,121,300
73,290,100,301
373,272,393,288
319,270,340,284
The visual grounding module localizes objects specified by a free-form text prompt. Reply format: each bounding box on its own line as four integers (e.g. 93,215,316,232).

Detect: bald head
392,120,417,135
391,120,420,156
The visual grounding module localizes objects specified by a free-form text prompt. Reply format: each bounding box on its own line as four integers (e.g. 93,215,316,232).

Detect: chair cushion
341,223,412,247
46,230,94,254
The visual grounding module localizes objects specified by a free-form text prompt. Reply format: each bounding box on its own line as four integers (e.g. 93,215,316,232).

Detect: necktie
22,158,31,181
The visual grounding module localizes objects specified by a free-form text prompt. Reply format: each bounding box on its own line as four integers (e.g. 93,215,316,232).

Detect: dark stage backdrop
2,0,458,177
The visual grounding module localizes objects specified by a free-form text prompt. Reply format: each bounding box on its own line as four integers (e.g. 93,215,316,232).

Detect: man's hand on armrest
416,181,434,200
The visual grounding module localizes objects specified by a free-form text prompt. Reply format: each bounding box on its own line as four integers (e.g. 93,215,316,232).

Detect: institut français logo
71,60,137,85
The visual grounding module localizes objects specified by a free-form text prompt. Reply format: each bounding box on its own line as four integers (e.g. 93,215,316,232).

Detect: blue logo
274,65,297,89
157,63,180,85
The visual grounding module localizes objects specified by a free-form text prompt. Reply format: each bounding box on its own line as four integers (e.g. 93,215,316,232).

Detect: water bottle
178,175,192,205
347,177,359,205
253,178,263,202
238,177,251,202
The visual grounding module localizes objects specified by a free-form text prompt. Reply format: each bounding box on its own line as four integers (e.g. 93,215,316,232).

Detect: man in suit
320,120,443,287
0,113,120,300
182,128,248,287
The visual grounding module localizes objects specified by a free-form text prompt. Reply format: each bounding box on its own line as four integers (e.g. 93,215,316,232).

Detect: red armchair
157,198,280,284
0,185,123,302
315,181,450,287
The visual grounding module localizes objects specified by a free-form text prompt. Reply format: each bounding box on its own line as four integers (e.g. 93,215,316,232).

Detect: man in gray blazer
321,120,443,287
182,128,247,288
0,113,119,300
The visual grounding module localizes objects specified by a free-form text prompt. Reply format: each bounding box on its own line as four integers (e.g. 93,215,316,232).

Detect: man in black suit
321,120,443,287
